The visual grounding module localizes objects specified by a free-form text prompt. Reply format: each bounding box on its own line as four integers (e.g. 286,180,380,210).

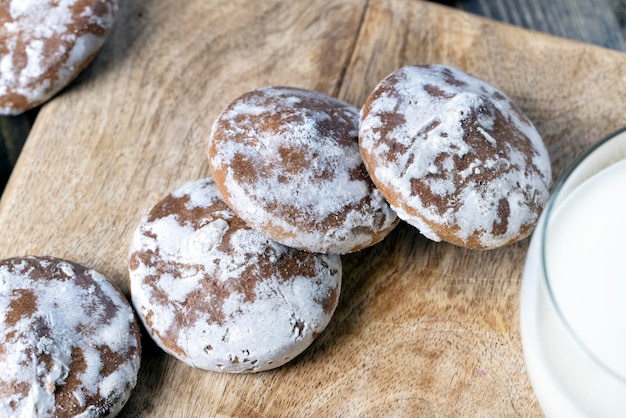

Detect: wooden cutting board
2,0,626,416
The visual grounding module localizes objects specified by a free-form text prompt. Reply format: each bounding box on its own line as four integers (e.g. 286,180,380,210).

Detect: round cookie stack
129,86,400,373
128,64,552,374
0,0,118,115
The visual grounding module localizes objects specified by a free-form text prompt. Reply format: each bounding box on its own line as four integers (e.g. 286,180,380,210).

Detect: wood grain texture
2,0,624,191
0,0,366,280
2,0,626,416
456,0,626,50
616,0,626,39
0,0,626,192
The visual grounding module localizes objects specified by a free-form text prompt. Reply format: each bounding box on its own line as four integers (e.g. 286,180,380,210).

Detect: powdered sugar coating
359,65,552,249
0,0,118,115
208,86,398,254
0,256,141,417
128,178,342,373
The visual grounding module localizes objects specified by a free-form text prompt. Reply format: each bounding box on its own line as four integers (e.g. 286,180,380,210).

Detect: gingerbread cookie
129,178,342,372
0,0,118,115
359,65,552,249
208,86,398,254
0,256,141,417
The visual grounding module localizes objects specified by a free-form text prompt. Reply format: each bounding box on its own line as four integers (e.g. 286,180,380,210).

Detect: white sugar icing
0,0,118,114
129,177,342,372
360,65,552,248
0,256,140,417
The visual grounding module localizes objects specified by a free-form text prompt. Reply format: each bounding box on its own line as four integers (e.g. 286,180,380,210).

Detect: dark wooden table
1,0,624,194
455,0,626,50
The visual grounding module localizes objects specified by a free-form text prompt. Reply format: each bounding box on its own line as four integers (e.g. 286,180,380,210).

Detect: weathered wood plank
455,0,626,50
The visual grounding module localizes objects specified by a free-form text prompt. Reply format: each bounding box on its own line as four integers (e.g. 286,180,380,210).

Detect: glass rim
540,125,626,384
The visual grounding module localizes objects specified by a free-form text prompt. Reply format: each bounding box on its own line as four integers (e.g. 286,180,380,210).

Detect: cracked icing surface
359,65,552,249
128,178,342,373
208,86,398,254
0,0,118,115
0,256,141,417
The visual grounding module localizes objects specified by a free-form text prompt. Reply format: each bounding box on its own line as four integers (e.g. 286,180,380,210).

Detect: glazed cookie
0,0,118,115
0,256,141,417
128,178,342,373
359,65,552,249
208,86,398,254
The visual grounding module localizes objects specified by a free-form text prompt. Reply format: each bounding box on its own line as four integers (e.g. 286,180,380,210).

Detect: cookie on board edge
359,65,552,249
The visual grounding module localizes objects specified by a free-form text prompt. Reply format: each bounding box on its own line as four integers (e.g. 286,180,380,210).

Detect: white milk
521,129,626,418
546,159,626,378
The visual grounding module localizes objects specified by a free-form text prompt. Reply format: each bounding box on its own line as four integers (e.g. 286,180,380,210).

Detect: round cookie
0,0,118,115
208,86,398,254
359,65,552,249
128,177,342,373
0,256,141,417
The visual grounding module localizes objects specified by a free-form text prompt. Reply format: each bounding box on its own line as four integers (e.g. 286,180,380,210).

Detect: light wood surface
3,0,625,191
2,0,626,416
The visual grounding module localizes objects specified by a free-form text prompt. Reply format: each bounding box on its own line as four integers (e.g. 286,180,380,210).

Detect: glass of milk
520,126,626,417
